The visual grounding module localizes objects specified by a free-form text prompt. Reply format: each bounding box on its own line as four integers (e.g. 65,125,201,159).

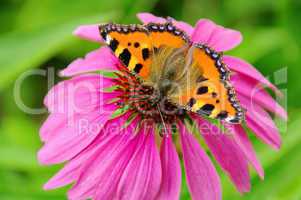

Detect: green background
0,0,300,199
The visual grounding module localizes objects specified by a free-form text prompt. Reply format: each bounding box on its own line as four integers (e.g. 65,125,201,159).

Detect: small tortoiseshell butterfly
99,22,244,123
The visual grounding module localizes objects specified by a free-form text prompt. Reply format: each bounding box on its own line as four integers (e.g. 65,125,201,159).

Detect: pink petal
191,19,216,44
137,12,166,24
137,13,194,36
44,158,80,190
176,21,194,36
246,115,281,150
239,94,279,131
195,118,251,193
39,113,66,142
156,133,181,200
225,124,264,179
44,152,89,190
60,47,119,77
178,122,222,200
44,74,117,113
165,16,194,36
38,111,102,155
38,103,118,165
116,127,162,200
40,106,107,145
238,94,282,149
43,129,112,190
41,75,120,142
208,27,242,52
94,125,143,200
67,117,140,199
68,135,133,199
223,55,282,96
73,24,103,42
192,19,242,51
232,74,287,120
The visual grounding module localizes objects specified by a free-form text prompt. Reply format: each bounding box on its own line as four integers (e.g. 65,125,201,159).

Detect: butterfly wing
99,22,190,78
99,24,153,78
144,22,190,49
142,23,244,123
176,44,244,123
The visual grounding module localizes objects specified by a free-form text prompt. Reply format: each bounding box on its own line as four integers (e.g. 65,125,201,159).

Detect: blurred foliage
0,0,299,199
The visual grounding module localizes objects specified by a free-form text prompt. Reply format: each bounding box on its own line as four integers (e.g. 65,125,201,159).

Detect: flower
38,13,287,200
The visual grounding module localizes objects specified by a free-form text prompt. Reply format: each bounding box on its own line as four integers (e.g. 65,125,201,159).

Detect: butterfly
99,22,244,124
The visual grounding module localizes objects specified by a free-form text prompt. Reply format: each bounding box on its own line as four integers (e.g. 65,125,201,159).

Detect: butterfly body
99,22,244,124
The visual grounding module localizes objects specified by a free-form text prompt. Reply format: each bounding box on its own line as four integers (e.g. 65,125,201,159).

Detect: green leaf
0,13,115,91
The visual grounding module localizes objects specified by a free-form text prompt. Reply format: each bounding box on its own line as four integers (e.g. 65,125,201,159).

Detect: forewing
99,24,152,78
178,45,244,123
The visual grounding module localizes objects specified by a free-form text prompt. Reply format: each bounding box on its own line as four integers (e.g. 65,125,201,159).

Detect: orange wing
99,22,190,79
99,24,153,78
182,44,244,123
144,22,190,49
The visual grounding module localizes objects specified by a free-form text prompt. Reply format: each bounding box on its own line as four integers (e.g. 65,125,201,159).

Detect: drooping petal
41,112,133,189
232,74,287,120
39,113,66,142
67,117,140,199
239,94,279,131
223,55,282,96
178,122,222,200
60,47,119,77
43,128,113,190
41,74,120,143
246,115,281,150
68,135,133,199
73,24,103,42
194,117,251,193
137,13,194,36
238,94,281,149
38,104,116,164
43,148,92,190
116,126,162,200
224,124,264,179
38,102,119,165
156,133,181,200
44,74,117,113
192,19,242,51
94,117,142,200
40,90,119,143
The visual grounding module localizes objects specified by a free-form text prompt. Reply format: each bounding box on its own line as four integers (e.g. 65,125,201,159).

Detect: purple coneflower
38,13,287,200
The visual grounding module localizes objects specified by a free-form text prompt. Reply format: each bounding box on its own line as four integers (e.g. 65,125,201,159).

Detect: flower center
116,67,185,124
